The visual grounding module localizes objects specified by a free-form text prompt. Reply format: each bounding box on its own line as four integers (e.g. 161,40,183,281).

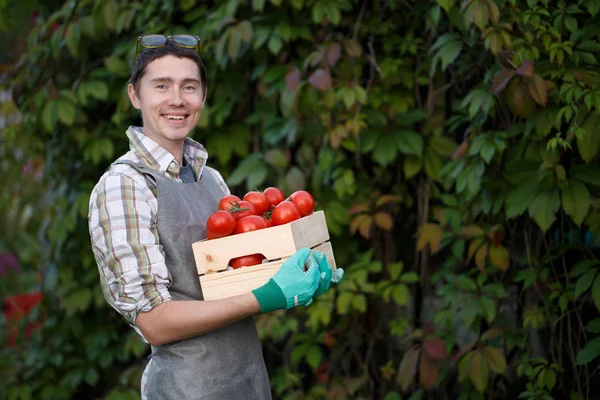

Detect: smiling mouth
162,114,189,121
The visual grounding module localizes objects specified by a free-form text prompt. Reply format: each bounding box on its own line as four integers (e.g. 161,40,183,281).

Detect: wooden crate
192,210,336,301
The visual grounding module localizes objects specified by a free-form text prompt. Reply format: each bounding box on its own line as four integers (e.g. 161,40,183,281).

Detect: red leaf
418,353,439,390
424,338,448,360
285,67,301,91
491,69,515,94
308,68,332,91
516,60,534,77
326,43,342,67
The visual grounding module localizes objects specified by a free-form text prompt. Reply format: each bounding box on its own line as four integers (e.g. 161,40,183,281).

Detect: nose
168,87,185,107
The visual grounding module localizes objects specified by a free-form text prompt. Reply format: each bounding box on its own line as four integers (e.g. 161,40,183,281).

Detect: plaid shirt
88,126,230,338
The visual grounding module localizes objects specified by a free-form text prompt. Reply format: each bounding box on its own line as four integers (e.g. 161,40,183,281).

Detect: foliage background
2,0,600,399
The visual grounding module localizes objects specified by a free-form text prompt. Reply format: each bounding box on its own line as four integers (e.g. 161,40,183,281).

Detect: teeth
165,115,185,120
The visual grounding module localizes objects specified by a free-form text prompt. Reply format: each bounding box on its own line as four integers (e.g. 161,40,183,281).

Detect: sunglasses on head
135,34,200,59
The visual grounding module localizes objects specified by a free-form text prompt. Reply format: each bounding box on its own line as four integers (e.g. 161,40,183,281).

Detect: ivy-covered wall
2,0,600,399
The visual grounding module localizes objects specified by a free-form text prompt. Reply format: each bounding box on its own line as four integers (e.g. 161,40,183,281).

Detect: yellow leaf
461,225,485,238
467,239,484,261
374,212,394,231
528,74,548,107
475,243,489,271
359,216,373,239
489,245,509,271
375,194,402,208
458,350,474,382
417,223,443,253
483,347,507,374
470,350,489,392
432,207,447,225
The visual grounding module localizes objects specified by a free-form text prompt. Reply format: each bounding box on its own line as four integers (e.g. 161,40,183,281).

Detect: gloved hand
251,248,321,313
312,251,344,298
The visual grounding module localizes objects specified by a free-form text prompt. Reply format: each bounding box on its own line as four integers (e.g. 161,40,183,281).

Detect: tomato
264,217,272,227
233,215,268,234
288,190,315,217
271,201,301,226
206,210,236,239
230,253,266,269
243,191,270,215
218,194,241,211
263,187,285,209
229,200,256,220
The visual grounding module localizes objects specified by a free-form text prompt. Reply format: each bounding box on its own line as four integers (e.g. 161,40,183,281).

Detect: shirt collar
125,126,208,178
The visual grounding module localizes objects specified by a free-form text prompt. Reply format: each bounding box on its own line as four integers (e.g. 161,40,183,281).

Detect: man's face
128,55,205,151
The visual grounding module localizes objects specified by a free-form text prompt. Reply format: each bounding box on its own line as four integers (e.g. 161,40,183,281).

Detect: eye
156,84,166,89
183,85,196,91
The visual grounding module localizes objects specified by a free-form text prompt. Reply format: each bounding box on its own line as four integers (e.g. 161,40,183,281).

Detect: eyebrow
149,77,201,85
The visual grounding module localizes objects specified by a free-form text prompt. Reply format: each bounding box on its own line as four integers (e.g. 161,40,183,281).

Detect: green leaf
577,112,600,162
267,34,283,54
252,0,266,11
571,259,600,277
352,294,368,312
403,156,422,179
586,318,600,333
479,296,496,323
87,81,109,100
373,135,398,166
103,0,118,31
561,180,591,225
337,292,352,314
392,285,409,305
593,276,600,312
65,22,81,57
437,0,456,13
227,153,263,186
63,288,93,315
42,101,58,133
394,130,424,156
570,164,600,185
528,189,560,232
104,57,128,75
574,268,597,298
57,100,76,126
576,337,600,365
505,181,541,218
429,136,458,157
306,345,322,369
470,351,489,392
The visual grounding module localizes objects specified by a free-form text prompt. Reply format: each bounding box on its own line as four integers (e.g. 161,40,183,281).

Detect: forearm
135,293,261,346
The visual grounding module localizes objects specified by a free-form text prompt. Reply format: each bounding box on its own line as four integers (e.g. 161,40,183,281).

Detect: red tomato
263,187,285,208
218,194,241,211
288,190,315,217
243,191,270,215
264,217,272,227
206,210,236,239
271,201,301,226
233,215,268,234
230,253,265,269
230,200,256,220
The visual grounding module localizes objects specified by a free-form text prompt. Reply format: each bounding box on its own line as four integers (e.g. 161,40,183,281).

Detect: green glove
252,248,321,313
312,251,344,298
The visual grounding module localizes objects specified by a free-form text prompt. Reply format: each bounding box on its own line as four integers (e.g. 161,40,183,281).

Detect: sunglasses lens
173,35,198,47
141,34,167,47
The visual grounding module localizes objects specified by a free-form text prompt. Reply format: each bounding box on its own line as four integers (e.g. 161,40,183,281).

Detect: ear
128,83,141,109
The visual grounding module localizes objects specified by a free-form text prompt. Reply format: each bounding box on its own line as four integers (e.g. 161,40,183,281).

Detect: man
88,35,342,400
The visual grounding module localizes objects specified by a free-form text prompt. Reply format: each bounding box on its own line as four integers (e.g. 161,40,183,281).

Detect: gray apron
113,160,272,400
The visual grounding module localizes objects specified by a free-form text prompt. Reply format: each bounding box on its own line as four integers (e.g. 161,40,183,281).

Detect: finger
303,254,319,275
287,247,311,269
313,251,332,281
331,268,344,283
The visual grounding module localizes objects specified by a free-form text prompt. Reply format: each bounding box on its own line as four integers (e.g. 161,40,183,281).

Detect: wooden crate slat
199,242,336,301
